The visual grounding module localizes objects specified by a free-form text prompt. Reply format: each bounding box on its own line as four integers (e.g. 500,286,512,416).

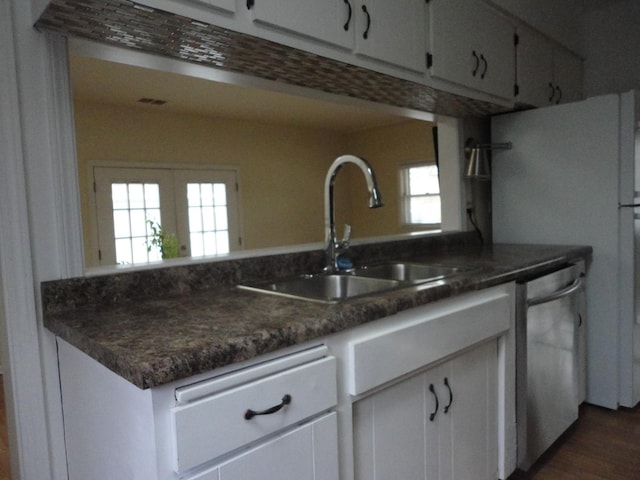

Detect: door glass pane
145,184,160,208
215,206,228,230
187,182,230,257
110,183,163,265
213,184,227,205
113,209,131,238
128,183,145,209
202,206,215,231
201,184,214,206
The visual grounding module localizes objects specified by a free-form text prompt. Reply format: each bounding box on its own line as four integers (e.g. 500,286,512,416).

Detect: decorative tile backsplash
36,0,511,118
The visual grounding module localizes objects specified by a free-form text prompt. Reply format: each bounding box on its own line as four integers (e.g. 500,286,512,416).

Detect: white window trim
88,161,244,266
399,162,442,229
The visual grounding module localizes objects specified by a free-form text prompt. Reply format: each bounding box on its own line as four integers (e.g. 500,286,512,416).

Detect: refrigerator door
492,94,629,409
616,92,639,408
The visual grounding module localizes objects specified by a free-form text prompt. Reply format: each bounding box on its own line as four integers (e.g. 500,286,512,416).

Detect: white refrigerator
492,91,640,410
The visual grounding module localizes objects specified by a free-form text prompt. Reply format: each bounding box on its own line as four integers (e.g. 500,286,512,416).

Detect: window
111,182,163,264
93,166,240,266
185,182,230,257
400,164,441,227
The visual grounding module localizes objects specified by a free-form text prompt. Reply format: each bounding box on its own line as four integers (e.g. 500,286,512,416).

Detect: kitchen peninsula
42,232,591,480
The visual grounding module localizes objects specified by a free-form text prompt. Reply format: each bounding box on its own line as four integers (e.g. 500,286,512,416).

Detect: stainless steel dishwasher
516,262,586,471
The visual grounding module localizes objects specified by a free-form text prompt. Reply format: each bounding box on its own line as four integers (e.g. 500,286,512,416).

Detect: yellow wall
74,102,435,265
344,120,438,238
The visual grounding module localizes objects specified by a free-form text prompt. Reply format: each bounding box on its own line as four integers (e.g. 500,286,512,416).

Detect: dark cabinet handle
548,82,556,102
472,50,480,76
344,0,352,31
244,394,292,420
443,377,453,413
555,86,562,104
480,54,488,79
428,383,439,421
578,313,583,327
362,5,371,39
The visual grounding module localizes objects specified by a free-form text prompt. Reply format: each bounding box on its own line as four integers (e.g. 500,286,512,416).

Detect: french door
93,166,241,266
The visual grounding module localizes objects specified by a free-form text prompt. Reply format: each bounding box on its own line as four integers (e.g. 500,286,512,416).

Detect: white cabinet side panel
58,339,158,480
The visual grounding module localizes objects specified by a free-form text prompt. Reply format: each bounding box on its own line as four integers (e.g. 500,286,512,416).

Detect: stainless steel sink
239,274,402,303
239,262,475,303
353,262,471,283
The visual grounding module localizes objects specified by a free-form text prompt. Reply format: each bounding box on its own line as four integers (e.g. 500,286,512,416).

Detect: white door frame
0,1,84,478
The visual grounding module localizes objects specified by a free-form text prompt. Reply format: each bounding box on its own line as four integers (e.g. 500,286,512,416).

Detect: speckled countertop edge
43,243,592,389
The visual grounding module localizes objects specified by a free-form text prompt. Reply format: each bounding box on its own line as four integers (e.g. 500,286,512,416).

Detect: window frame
91,163,242,266
399,162,442,229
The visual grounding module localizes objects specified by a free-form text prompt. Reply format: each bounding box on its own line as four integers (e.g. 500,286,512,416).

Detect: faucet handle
342,224,352,245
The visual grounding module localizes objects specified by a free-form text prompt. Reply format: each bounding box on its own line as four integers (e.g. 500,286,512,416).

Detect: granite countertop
43,242,591,390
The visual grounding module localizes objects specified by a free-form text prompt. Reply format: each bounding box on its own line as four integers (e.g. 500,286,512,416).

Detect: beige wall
344,120,438,238
74,102,435,265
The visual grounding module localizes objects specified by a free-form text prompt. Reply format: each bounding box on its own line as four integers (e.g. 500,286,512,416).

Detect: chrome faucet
324,155,383,273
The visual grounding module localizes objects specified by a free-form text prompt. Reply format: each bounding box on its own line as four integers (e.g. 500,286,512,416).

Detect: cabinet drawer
348,288,511,395
185,412,338,480
172,356,337,472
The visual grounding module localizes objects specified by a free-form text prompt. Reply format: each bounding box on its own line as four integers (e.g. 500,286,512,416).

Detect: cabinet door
441,341,498,480
354,0,427,72
188,0,235,13
249,0,354,50
353,370,439,480
553,47,583,104
429,0,514,100
515,27,554,107
189,413,339,480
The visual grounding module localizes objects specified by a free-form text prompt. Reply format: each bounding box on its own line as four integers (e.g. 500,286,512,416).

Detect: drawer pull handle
472,50,480,76
362,5,371,39
428,384,439,421
444,377,453,413
344,0,352,31
244,394,292,420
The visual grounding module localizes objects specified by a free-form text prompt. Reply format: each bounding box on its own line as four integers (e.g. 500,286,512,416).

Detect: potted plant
146,219,180,259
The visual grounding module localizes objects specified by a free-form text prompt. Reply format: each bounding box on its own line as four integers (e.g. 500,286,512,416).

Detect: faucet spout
324,155,383,273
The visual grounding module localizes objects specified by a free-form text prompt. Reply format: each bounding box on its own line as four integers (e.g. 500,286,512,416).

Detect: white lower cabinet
57,284,515,480
58,341,339,480
188,412,338,480
353,341,498,480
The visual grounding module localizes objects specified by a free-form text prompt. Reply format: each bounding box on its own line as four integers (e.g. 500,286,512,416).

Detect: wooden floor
509,403,640,480
0,377,10,480
0,385,636,480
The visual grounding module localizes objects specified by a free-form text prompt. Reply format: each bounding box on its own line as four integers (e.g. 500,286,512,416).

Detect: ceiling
69,54,430,134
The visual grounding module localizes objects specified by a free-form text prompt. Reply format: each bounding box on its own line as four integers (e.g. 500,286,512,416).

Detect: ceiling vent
137,97,167,106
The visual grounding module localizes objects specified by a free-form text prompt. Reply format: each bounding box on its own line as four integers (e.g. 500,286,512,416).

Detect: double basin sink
239,262,475,303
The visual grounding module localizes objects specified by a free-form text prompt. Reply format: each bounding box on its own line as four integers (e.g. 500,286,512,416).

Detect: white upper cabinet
552,46,583,104
134,0,237,26
248,0,354,50
428,0,515,101
353,0,427,72
516,26,583,107
514,27,553,107
249,0,426,72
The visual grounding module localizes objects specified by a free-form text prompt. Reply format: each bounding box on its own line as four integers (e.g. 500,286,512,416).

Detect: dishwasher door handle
527,275,584,307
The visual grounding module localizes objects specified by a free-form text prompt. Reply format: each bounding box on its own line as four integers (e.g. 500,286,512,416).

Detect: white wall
582,1,640,97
